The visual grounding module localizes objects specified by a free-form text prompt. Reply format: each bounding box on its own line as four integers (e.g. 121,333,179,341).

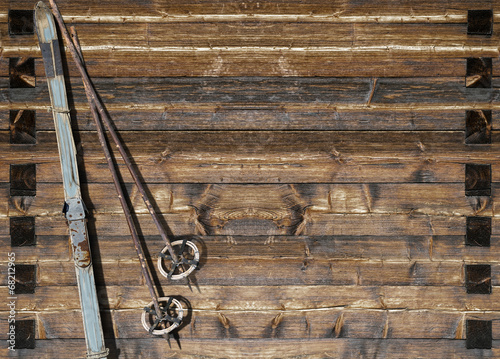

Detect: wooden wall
1,0,500,358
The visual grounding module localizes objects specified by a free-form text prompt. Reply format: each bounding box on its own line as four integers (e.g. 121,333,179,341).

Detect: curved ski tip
34,1,57,43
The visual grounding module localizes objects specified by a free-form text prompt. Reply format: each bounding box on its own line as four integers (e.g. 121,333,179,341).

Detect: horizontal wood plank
3,22,500,51
1,0,496,20
2,235,432,262
30,213,464,237
4,130,500,183
0,53,488,78
2,308,500,340
2,338,499,359
2,0,496,19
8,109,472,132
9,234,500,264
3,77,500,110
0,259,470,287
3,285,500,312
1,183,493,219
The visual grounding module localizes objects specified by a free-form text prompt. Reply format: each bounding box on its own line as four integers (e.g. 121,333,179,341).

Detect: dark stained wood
4,22,500,50
465,264,492,294
8,57,35,88
3,77,500,109
9,163,36,197
466,216,492,247
468,10,494,35
13,319,36,349
9,109,36,145
467,319,493,349
7,9,34,36
466,109,491,144
13,264,37,294
465,164,491,197
9,216,36,247
466,57,492,88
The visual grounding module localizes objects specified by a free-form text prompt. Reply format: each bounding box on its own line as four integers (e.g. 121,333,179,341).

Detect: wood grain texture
0,234,434,262
1,338,499,359
5,129,500,184
4,77,500,109
10,233,500,265
4,285,500,312
0,182,496,221
2,0,496,19
1,54,491,78
3,16,500,78
13,108,478,131
3,108,495,133
0,259,475,287
3,308,500,340
29,212,465,237
4,22,500,49
3,0,500,356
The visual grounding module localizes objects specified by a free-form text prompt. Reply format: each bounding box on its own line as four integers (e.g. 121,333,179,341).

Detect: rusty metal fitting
64,197,86,221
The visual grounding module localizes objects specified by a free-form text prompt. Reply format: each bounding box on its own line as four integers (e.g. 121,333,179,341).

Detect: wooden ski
34,2,108,358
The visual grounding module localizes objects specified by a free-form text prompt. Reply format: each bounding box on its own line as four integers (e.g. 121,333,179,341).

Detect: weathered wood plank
1,183,493,219
32,213,464,237
5,130,500,183
432,236,500,262
4,22,500,51
0,108,484,146
0,77,372,107
0,218,7,236
2,127,497,155
3,77,500,110
111,309,500,340
5,285,500,312
0,53,484,77
0,235,72,262
1,235,433,262
1,0,495,20
2,308,500,340
5,233,500,267
3,338,499,359
112,308,468,340
42,57,485,79
1,259,468,287
21,109,472,131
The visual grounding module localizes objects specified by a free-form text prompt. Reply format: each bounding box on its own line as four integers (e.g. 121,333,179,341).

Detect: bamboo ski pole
68,26,163,318
69,22,184,336
47,0,180,264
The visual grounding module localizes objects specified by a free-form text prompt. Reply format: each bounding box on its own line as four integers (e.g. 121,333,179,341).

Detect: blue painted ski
35,2,108,358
